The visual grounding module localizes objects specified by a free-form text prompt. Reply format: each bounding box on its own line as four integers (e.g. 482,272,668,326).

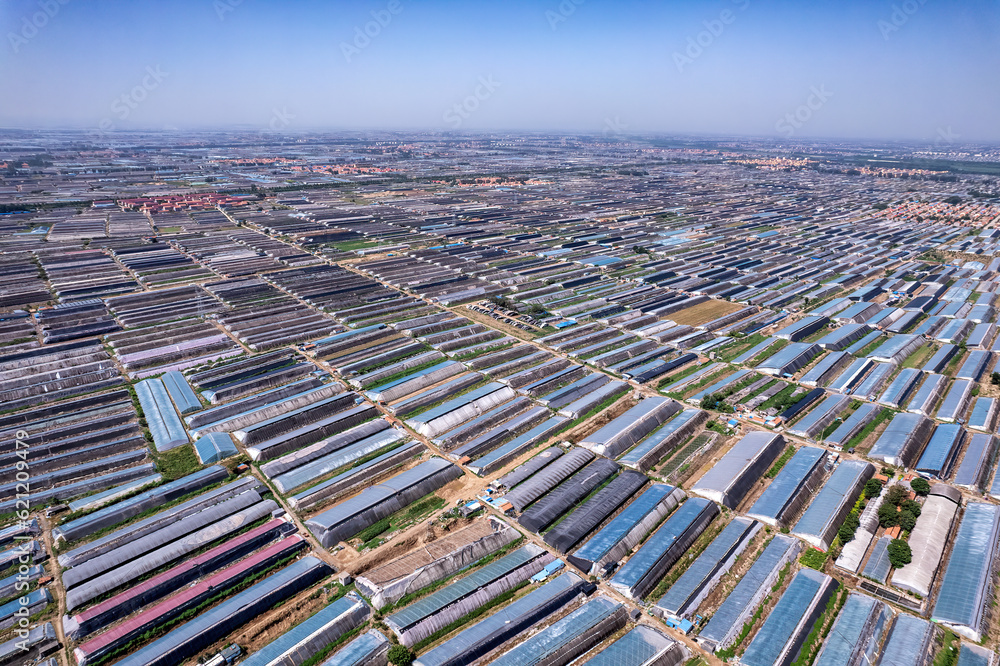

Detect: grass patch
152,443,202,481
844,407,894,451
933,629,960,666
800,548,828,569
765,446,796,478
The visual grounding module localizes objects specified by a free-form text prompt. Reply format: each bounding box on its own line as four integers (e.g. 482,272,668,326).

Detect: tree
898,510,917,532
902,499,922,518
864,478,884,499
910,477,930,496
885,485,909,506
388,646,415,666
878,501,899,528
887,539,912,568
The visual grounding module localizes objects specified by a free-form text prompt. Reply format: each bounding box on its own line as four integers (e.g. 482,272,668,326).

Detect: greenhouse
816,323,871,350
493,447,563,491
691,431,785,508
746,446,826,527
826,358,873,395
467,416,569,476
956,350,993,381
861,536,892,584
851,363,892,402
491,596,628,666
906,373,947,416
519,458,620,533
579,625,687,666
867,412,933,467
956,643,996,666
240,593,370,666
877,367,923,408
813,593,892,666
413,572,589,666
654,517,759,620
609,496,718,600
618,409,707,472
317,630,389,666
801,351,850,387
578,397,680,459
824,403,880,448
386,544,552,646
792,459,873,550
915,423,964,479
937,379,974,423
877,614,934,666
786,394,849,439
967,397,997,433
953,433,997,491
775,315,829,342
931,501,1000,641
741,568,836,666
756,342,822,376
544,470,648,553
305,457,463,548
52,465,227,544
892,484,961,598
504,447,595,512
108,556,331,666
866,334,922,364
192,432,239,464
568,483,685,575
922,344,958,374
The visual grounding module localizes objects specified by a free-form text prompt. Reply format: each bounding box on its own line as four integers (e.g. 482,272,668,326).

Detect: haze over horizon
2,0,999,141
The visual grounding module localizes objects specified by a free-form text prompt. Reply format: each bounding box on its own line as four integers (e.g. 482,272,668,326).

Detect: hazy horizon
3,0,999,141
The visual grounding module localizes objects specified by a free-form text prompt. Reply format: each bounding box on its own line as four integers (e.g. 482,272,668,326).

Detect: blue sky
2,0,999,140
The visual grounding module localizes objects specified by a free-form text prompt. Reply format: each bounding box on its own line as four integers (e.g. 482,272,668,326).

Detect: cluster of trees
878,484,922,533
699,393,733,413
838,478,885,545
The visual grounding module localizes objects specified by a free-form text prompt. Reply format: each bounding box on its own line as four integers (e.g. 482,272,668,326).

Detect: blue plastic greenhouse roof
572,484,677,564
932,502,1000,631
861,536,892,584
793,460,870,542
319,631,388,666
880,614,933,665
954,433,995,489
416,382,507,423
741,568,829,666
193,432,238,464
699,534,799,645
415,573,582,666
656,517,757,615
748,446,825,522
814,594,886,666
611,497,714,592
619,410,701,467
389,546,540,629
492,596,622,666
242,594,365,666
826,403,880,445
915,423,964,477
868,412,928,461
957,643,995,666
580,625,674,666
